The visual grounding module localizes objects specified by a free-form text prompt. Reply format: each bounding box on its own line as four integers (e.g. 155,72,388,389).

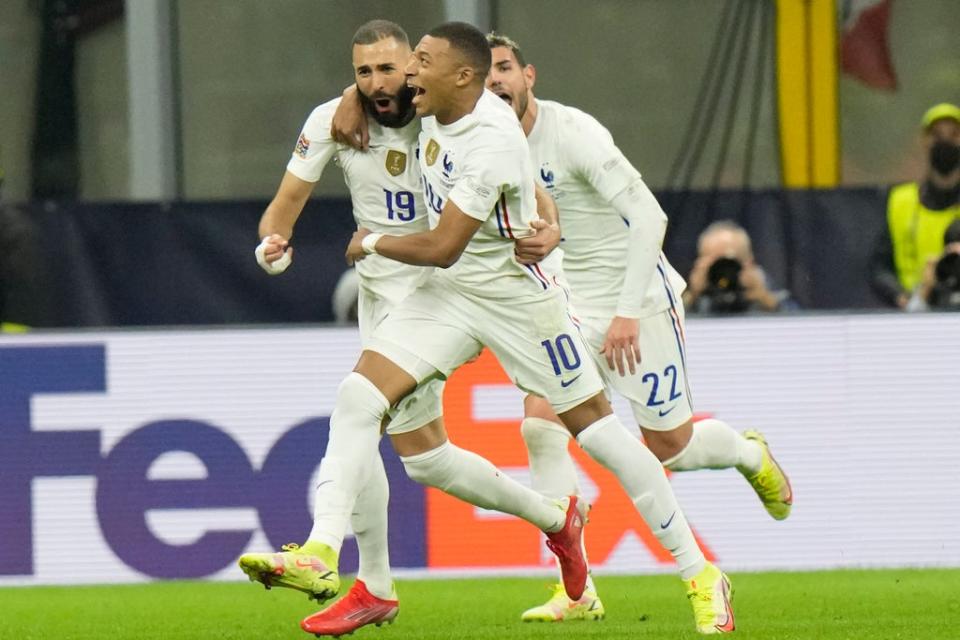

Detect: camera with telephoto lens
704,257,749,313
928,251,960,310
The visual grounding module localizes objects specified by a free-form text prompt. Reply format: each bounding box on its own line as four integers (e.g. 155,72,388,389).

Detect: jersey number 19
383,189,416,221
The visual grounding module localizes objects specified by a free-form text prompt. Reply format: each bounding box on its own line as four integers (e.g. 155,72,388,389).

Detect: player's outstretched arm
255,171,313,274
346,200,483,268
330,85,369,151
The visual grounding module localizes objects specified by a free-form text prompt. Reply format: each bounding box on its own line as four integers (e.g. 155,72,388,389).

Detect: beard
492,85,528,121
513,90,529,121
359,85,417,128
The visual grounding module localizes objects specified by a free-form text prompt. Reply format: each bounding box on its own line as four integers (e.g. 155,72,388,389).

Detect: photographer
906,219,960,312
682,220,796,314
870,103,960,308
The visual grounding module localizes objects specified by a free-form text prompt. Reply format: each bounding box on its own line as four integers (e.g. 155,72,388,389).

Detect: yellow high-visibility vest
887,182,960,291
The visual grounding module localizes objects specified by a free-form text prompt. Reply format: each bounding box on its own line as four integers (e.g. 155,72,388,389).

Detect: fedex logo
0,345,425,580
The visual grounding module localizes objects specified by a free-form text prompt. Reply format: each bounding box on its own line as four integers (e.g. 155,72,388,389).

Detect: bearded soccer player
239,20,586,637
484,32,794,632
261,21,730,636
242,20,426,634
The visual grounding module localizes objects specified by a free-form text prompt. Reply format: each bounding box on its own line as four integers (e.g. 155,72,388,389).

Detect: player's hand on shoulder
601,316,641,377
255,234,293,275
346,228,372,265
514,219,561,264
331,85,369,151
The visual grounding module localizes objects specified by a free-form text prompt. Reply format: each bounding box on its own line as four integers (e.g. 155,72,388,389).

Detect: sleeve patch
295,133,311,159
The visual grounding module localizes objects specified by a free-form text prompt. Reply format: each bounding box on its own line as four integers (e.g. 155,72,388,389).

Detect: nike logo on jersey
658,405,677,417
560,374,582,388
660,511,677,529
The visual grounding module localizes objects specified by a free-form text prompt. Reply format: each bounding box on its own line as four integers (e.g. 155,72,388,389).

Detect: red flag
840,0,898,91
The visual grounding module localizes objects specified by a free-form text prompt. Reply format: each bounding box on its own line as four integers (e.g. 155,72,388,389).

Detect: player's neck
520,94,538,137
436,85,483,125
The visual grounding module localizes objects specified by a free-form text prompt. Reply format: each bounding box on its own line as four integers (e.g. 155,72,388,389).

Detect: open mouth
495,91,512,106
410,86,426,105
373,97,393,113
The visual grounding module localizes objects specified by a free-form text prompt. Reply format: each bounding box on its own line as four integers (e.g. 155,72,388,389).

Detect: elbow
434,245,463,269
435,252,461,269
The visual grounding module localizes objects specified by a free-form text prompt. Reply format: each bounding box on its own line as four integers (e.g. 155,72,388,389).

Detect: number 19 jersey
287,97,430,304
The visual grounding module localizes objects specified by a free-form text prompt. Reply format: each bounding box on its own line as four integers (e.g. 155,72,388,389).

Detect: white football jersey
287,97,431,304
527,99,686,318
418,90,561,299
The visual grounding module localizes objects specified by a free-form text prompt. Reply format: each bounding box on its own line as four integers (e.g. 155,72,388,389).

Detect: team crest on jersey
385,150,406,176
425,138,440,166
441,151,455,179
295,133,310,158
540,163,555,187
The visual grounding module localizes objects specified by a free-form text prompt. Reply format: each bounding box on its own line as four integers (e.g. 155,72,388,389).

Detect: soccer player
485,32,792,630
241,20,578,637
246,20,427,633
266,21,730,636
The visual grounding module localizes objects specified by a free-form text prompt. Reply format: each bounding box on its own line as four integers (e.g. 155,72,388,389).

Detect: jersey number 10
541,334,582,375
383,189,416,221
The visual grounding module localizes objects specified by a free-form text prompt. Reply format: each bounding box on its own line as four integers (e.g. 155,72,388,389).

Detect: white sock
663,418,763,474
350,452,393,599
308,373,389,552
520,417,597,594
576,414,705,580
521,417,581,498
401,441,565,532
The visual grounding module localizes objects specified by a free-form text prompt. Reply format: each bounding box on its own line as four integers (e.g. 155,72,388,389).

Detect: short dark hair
352,19,409,47
427,21,491,78
486,32,526,67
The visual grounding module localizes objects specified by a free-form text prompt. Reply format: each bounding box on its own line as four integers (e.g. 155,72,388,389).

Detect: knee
400,442,452,488
335,372,390,419
520,416,570,451
523,395,558,421
645,423,694,463
557,391,613,435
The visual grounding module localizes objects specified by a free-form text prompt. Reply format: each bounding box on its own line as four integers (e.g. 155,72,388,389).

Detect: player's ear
525,64,536,89
456,65,474,87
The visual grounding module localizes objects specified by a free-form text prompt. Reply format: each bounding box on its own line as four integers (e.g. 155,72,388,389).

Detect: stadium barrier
0,187,890,328
1,313,957,586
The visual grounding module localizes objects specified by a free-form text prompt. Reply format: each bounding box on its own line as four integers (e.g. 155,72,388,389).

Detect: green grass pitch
3,568,957,639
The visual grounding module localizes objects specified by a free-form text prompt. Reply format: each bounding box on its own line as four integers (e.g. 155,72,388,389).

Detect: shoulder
302,97,343,136
889,181,919,197
477,91,523,128
471,93,527,152
541,101,609,133
540,100,615,151
888,181,920,207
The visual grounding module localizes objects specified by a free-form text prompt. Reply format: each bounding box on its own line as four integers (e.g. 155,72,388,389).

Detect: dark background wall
1,187,891,328
2,1,958,202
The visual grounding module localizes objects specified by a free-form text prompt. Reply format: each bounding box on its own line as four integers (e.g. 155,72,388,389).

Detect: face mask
930,140,960,175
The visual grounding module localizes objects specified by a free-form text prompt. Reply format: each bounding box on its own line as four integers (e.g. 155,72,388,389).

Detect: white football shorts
576,301,694,431
366,275,604,417
358,286,445,435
